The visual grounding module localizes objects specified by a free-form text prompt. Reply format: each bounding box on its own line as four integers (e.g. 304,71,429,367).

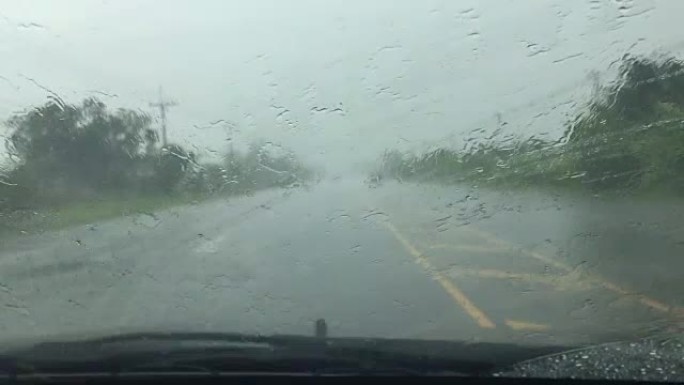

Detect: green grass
51,195,194,227
0,193,201,238
0,181,298,239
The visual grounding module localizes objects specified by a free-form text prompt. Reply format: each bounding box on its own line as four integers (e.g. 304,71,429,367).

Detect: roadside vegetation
371,55,684,197
0,98,314,236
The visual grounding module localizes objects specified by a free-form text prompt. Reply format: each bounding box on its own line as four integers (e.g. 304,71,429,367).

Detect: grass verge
0,193,203,239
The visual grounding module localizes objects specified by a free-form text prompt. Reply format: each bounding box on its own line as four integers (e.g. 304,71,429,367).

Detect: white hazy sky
1,0,683,174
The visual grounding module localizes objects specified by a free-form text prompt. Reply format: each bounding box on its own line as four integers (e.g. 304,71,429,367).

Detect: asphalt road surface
0,178,682,348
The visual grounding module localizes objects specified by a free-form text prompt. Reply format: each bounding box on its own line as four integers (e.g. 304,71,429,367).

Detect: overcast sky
1,0,683,174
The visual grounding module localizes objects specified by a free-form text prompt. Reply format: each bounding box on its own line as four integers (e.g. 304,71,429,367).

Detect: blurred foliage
0,98,312,216
373,55,684,196
180,141,314,196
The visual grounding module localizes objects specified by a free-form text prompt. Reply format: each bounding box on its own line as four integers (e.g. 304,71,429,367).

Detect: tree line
0,98,313,212
372,54,684,196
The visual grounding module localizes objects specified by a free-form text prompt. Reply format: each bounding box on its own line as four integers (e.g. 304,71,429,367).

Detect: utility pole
149,87,177,148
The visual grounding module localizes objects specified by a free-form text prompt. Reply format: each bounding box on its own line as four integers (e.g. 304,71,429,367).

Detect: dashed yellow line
460,225,681,315
451,267,552,283
505,319,551,332
428,244,510,253
381,221,496,329
448,267,591,290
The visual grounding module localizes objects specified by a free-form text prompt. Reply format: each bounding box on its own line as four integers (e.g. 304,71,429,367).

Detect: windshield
1,0,683,379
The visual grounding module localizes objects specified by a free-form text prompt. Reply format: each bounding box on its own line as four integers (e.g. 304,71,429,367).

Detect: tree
1,98,314,212
153,144,194,193
564,56,684,191
374,54,684,195
3,98,167,204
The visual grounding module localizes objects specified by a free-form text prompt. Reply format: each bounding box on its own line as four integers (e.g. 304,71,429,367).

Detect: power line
149,87,177,148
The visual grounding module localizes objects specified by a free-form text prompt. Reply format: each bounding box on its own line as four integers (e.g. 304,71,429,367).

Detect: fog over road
1,179,682,347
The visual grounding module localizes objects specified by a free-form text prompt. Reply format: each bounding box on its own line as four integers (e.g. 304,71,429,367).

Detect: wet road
0,179,682,347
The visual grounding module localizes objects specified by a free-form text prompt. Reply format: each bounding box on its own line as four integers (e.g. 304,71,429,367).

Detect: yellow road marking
428,244,510,253
505,319,551,332
448,267,591,290
460,225,682,315
381,221,496,329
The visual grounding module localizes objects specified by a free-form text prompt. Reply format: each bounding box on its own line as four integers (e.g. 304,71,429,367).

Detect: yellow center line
505,319,551,332
447,267,591,290
380,220,496,329
460,225,682,315
427,244,510,253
